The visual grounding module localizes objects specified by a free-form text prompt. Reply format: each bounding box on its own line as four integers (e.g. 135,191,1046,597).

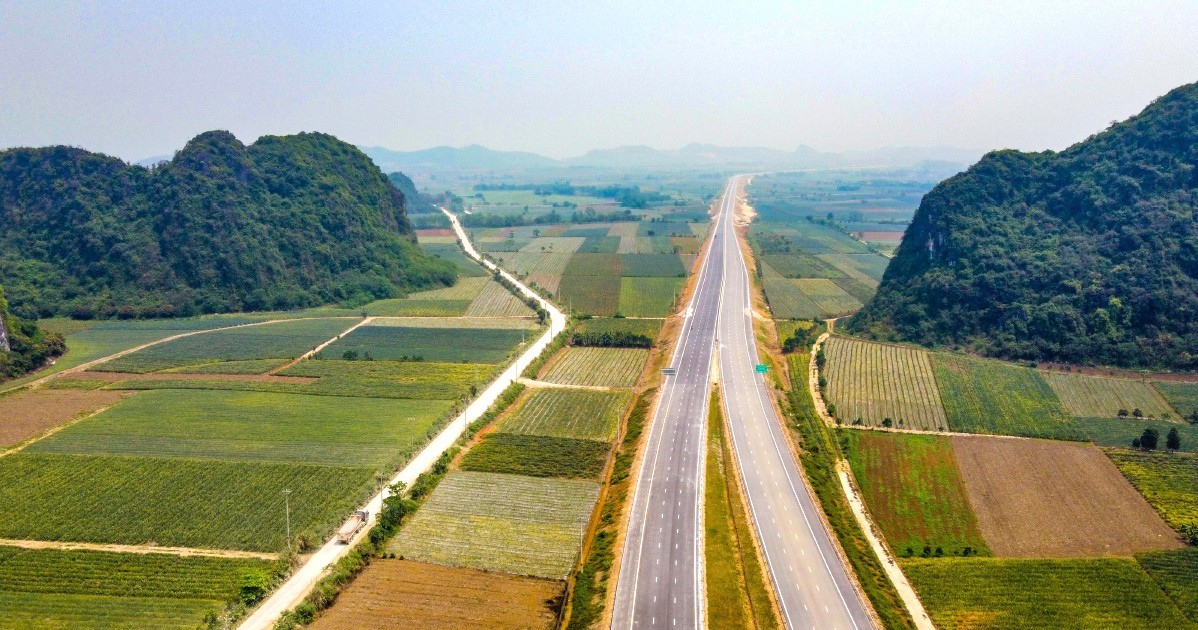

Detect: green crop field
95,318,354,373
0,453,373,551
0,546,273,601
902,557,1193,629
101,373,469,401
1137,547,1198,622
767,253,847,278
573,317,663,342
831,277,879,304
1107,450,1198,531
421,243,489,277
519,236,586,254
541,347,648,387
282,358,493,398
823,336,948,430
493,252,574,276
1155,382,1198,419
389,471,600,579
159,358,287,375
321,324,524,363
816,253,889,282
763,277,822,319
404,276,490,301
619,277,684,317
500,389,631,441
1041,372,1176,418
845,431,989,557
563,253,622,277
792,278,862,316
578,235,620,253
459,434,609,479
361,298,472,317
29,390,452,469
558,275,621,316
932,354,1075,438
620,254,686,277
465,281,536,317
1069,417,1198,453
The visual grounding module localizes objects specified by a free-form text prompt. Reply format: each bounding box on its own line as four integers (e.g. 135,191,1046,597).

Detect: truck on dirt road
336,510,369,543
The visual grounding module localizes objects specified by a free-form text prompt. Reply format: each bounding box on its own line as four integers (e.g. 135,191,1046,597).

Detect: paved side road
610,179,732,629
717,175,876,630
239,209,567,630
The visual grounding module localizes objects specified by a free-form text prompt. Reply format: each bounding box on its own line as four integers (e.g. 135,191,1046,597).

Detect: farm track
238,208,568,630
0,538,278,561
516,377,615,392
267,317,372,375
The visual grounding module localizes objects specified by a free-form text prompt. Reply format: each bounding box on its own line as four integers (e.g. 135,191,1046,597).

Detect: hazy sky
2,1,1196,161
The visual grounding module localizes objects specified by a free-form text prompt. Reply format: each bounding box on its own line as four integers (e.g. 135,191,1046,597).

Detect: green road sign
755,364,769,373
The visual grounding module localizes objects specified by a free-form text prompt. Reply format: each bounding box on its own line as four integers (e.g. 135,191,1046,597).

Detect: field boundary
0,537,278,560
834,463,935,630
0,397,128,459
266,317,373,374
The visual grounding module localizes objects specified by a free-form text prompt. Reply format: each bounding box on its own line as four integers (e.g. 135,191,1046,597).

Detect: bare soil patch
950,435,1182,557
310,559,561,630
0,389,128,447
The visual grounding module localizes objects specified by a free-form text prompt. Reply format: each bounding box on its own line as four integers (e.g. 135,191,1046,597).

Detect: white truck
336,509,370,543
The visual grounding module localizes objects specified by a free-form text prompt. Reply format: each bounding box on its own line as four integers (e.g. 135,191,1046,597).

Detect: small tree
1132,437,1141,449
882,418,893,428
1166,427,1181,451
1140,428,1159,450
1133,408,1144,418
1117,408,1129,418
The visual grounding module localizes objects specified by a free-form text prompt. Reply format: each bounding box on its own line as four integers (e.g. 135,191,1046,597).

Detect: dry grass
950,435,1181,557
0,389,129,448
310,559,561,630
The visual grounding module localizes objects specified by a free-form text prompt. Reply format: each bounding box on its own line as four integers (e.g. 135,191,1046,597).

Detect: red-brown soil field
950,435,1182,557
0,388,128,447
310,559,562,629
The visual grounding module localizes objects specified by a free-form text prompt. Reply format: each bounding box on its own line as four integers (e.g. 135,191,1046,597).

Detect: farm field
464,280,537,317
0,453,373,551
499,389,630,442
620,253,686,276
1155,381,1198,419
321,322,526,363
27,389,452,469
558,275,621,316
618,277,684,317
541,347,648,387
1136,547,1198,623
573,317,663,342
791,278,862,317
308,559,560,630
932,354,1075,438
1041,371,1176,418
95,318,354,373
389,471,600,579
403,276,489,301
823,336,948,430
951,436,1180,557
361,298,471,317
1070,416,1198,453
459,433,609,479
761,264,822,320
901,557,1194,629
1107,450,1198,532
845,431,988,557
0,546,276,629
0,389,128,447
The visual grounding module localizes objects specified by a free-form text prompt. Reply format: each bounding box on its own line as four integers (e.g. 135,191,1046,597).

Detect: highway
610,179,730,629
716,176,876,629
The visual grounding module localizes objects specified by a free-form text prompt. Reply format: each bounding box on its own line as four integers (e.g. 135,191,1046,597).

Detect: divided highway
612,176,875,629
717,176,876,629
611,179,730,629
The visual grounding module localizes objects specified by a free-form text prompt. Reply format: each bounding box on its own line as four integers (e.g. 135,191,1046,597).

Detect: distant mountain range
358,143,983,173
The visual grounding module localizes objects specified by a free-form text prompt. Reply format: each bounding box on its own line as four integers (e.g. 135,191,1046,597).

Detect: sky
1,0,1197,162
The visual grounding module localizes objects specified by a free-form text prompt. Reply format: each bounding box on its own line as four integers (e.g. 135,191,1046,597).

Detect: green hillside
0,131,455,319
0,286,64,379
849,82,1198,370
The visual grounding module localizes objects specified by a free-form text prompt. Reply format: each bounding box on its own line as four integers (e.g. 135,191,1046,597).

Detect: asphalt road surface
610,179,731,629
717,176,876,630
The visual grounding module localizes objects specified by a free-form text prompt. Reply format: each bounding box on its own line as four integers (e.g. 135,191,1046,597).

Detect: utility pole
282,489,292,552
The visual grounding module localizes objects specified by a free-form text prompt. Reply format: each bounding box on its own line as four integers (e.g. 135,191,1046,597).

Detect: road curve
240,209,566,629
610,180,731,629
717,175,876,630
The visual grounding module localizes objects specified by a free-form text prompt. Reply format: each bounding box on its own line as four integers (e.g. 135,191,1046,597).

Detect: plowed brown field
950,435,1182,557
309,559,561,629
0,389,128,447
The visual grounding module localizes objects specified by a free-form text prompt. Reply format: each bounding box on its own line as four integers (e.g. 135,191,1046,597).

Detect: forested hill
848,82,1198,370
0,286,64,380
0,131,455,319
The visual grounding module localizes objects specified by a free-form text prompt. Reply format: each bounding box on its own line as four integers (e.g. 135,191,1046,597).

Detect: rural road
239,209,567,630
717,175,876,629
610,179,728,629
